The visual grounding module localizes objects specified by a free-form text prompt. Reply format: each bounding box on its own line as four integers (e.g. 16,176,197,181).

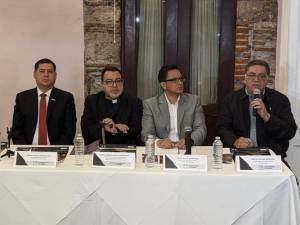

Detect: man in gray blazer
142,64,206,149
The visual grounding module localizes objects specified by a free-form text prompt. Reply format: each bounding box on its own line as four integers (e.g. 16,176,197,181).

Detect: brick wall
83,0,278,94
83,0,121,96
235,0,278,90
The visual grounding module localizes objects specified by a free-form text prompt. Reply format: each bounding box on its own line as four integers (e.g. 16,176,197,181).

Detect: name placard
92,152,135,169
14,151,57,168
236,155,282,172
163,154,207,171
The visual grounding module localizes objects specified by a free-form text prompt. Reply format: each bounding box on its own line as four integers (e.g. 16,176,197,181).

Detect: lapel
47,87,57,121
31,88,39,129
96,92,108,121
177,94,188,133
240,88,251,136
158,94,170,133
115,93,128,121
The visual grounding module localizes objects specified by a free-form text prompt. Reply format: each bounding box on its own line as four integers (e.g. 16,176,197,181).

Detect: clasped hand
101,118,129,134
157,138,185,149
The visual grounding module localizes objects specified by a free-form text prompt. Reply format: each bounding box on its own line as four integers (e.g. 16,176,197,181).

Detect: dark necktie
38,93,47,145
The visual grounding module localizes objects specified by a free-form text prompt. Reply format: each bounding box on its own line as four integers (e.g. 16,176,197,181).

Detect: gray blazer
142,93,206,145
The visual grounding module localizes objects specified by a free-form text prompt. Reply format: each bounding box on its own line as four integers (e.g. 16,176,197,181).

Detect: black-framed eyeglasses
245,73,267,80
164,77,186,83
103,78,124,87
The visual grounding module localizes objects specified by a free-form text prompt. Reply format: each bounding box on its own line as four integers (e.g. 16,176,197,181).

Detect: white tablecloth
0,146,299,225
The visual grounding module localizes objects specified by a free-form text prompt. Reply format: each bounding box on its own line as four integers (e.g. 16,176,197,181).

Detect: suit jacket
141,93,206,145
81,92,143,145
12,87,77,145
217,87,297,157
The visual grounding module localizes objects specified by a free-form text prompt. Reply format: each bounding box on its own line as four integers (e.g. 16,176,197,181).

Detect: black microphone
184,126,193,155
1,127,14,158
252,88,261,117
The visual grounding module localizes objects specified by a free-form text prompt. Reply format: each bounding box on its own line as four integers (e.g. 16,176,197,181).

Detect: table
0,146,299,225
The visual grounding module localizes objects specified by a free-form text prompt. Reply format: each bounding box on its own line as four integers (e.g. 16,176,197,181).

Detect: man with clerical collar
81,66,143,145
11,58,77,145
141,64,206,149
217,59,297,158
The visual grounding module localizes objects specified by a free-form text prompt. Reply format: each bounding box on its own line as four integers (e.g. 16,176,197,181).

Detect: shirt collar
164,93,180,106
37,87,52,97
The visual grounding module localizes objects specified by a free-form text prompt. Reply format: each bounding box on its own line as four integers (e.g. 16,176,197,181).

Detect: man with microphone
217,59,297,158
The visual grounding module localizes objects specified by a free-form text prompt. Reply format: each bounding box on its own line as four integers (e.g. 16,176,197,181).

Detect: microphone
252,88,261,117
184,126,193,155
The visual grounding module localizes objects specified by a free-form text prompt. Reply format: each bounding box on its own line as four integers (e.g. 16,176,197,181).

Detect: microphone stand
1,128,14,158
99,122,106,147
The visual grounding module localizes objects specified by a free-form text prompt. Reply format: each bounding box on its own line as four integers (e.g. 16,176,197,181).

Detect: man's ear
160,82,166,91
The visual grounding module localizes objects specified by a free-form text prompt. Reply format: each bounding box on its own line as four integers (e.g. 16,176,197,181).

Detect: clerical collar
105,97,118,104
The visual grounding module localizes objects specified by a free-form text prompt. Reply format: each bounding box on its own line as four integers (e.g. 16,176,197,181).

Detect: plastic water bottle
145,135,155,168
212,136,223,169
74,133,85,166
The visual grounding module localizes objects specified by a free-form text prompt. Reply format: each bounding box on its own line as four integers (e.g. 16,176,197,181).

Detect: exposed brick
235,58,248,64
236,27,249,33
235,64,246,70
236,34,249,39
253,47,276,52
236,46,249,53
235,0,277,90
236,40,248,46
253,29,275,35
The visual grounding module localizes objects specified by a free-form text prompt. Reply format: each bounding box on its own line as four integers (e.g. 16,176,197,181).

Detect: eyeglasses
164,77,186,83
103,78,124,87
245,73,267,80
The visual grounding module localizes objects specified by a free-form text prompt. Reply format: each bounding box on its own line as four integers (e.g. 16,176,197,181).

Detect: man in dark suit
217,59,297,158
81,66,142,145
11,58,77,145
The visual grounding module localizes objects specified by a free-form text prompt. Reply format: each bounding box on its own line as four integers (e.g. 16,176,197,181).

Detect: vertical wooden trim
217,0,237,106
177,0,192,92
165,0,192,92
121,0,138,96
164,0,178,65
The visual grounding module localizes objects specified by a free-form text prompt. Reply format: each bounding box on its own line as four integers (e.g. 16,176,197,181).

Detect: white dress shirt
165,93,180,142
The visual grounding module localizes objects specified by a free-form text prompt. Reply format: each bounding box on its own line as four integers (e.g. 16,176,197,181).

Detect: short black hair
101,66,122,81
158,64,182,83
245,59,270,75
34,58,56,71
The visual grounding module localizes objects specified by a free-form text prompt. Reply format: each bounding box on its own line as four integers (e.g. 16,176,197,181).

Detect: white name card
163,154,207,171
92,152,135,169
236,155,282,172
14,151,57,168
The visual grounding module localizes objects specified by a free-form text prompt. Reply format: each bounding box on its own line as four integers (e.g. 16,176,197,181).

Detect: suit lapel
47,87,57,121
97,92,107,121
30,88,39,133
177,94,188,133
240,90,251,136
158,94,170,133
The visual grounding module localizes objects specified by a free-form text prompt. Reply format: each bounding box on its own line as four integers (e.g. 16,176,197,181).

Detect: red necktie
38,93,47,145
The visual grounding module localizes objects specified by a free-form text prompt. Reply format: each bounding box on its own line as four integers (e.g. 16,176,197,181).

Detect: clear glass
74,134,85,166
212,136,223,169
145,136,155,167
